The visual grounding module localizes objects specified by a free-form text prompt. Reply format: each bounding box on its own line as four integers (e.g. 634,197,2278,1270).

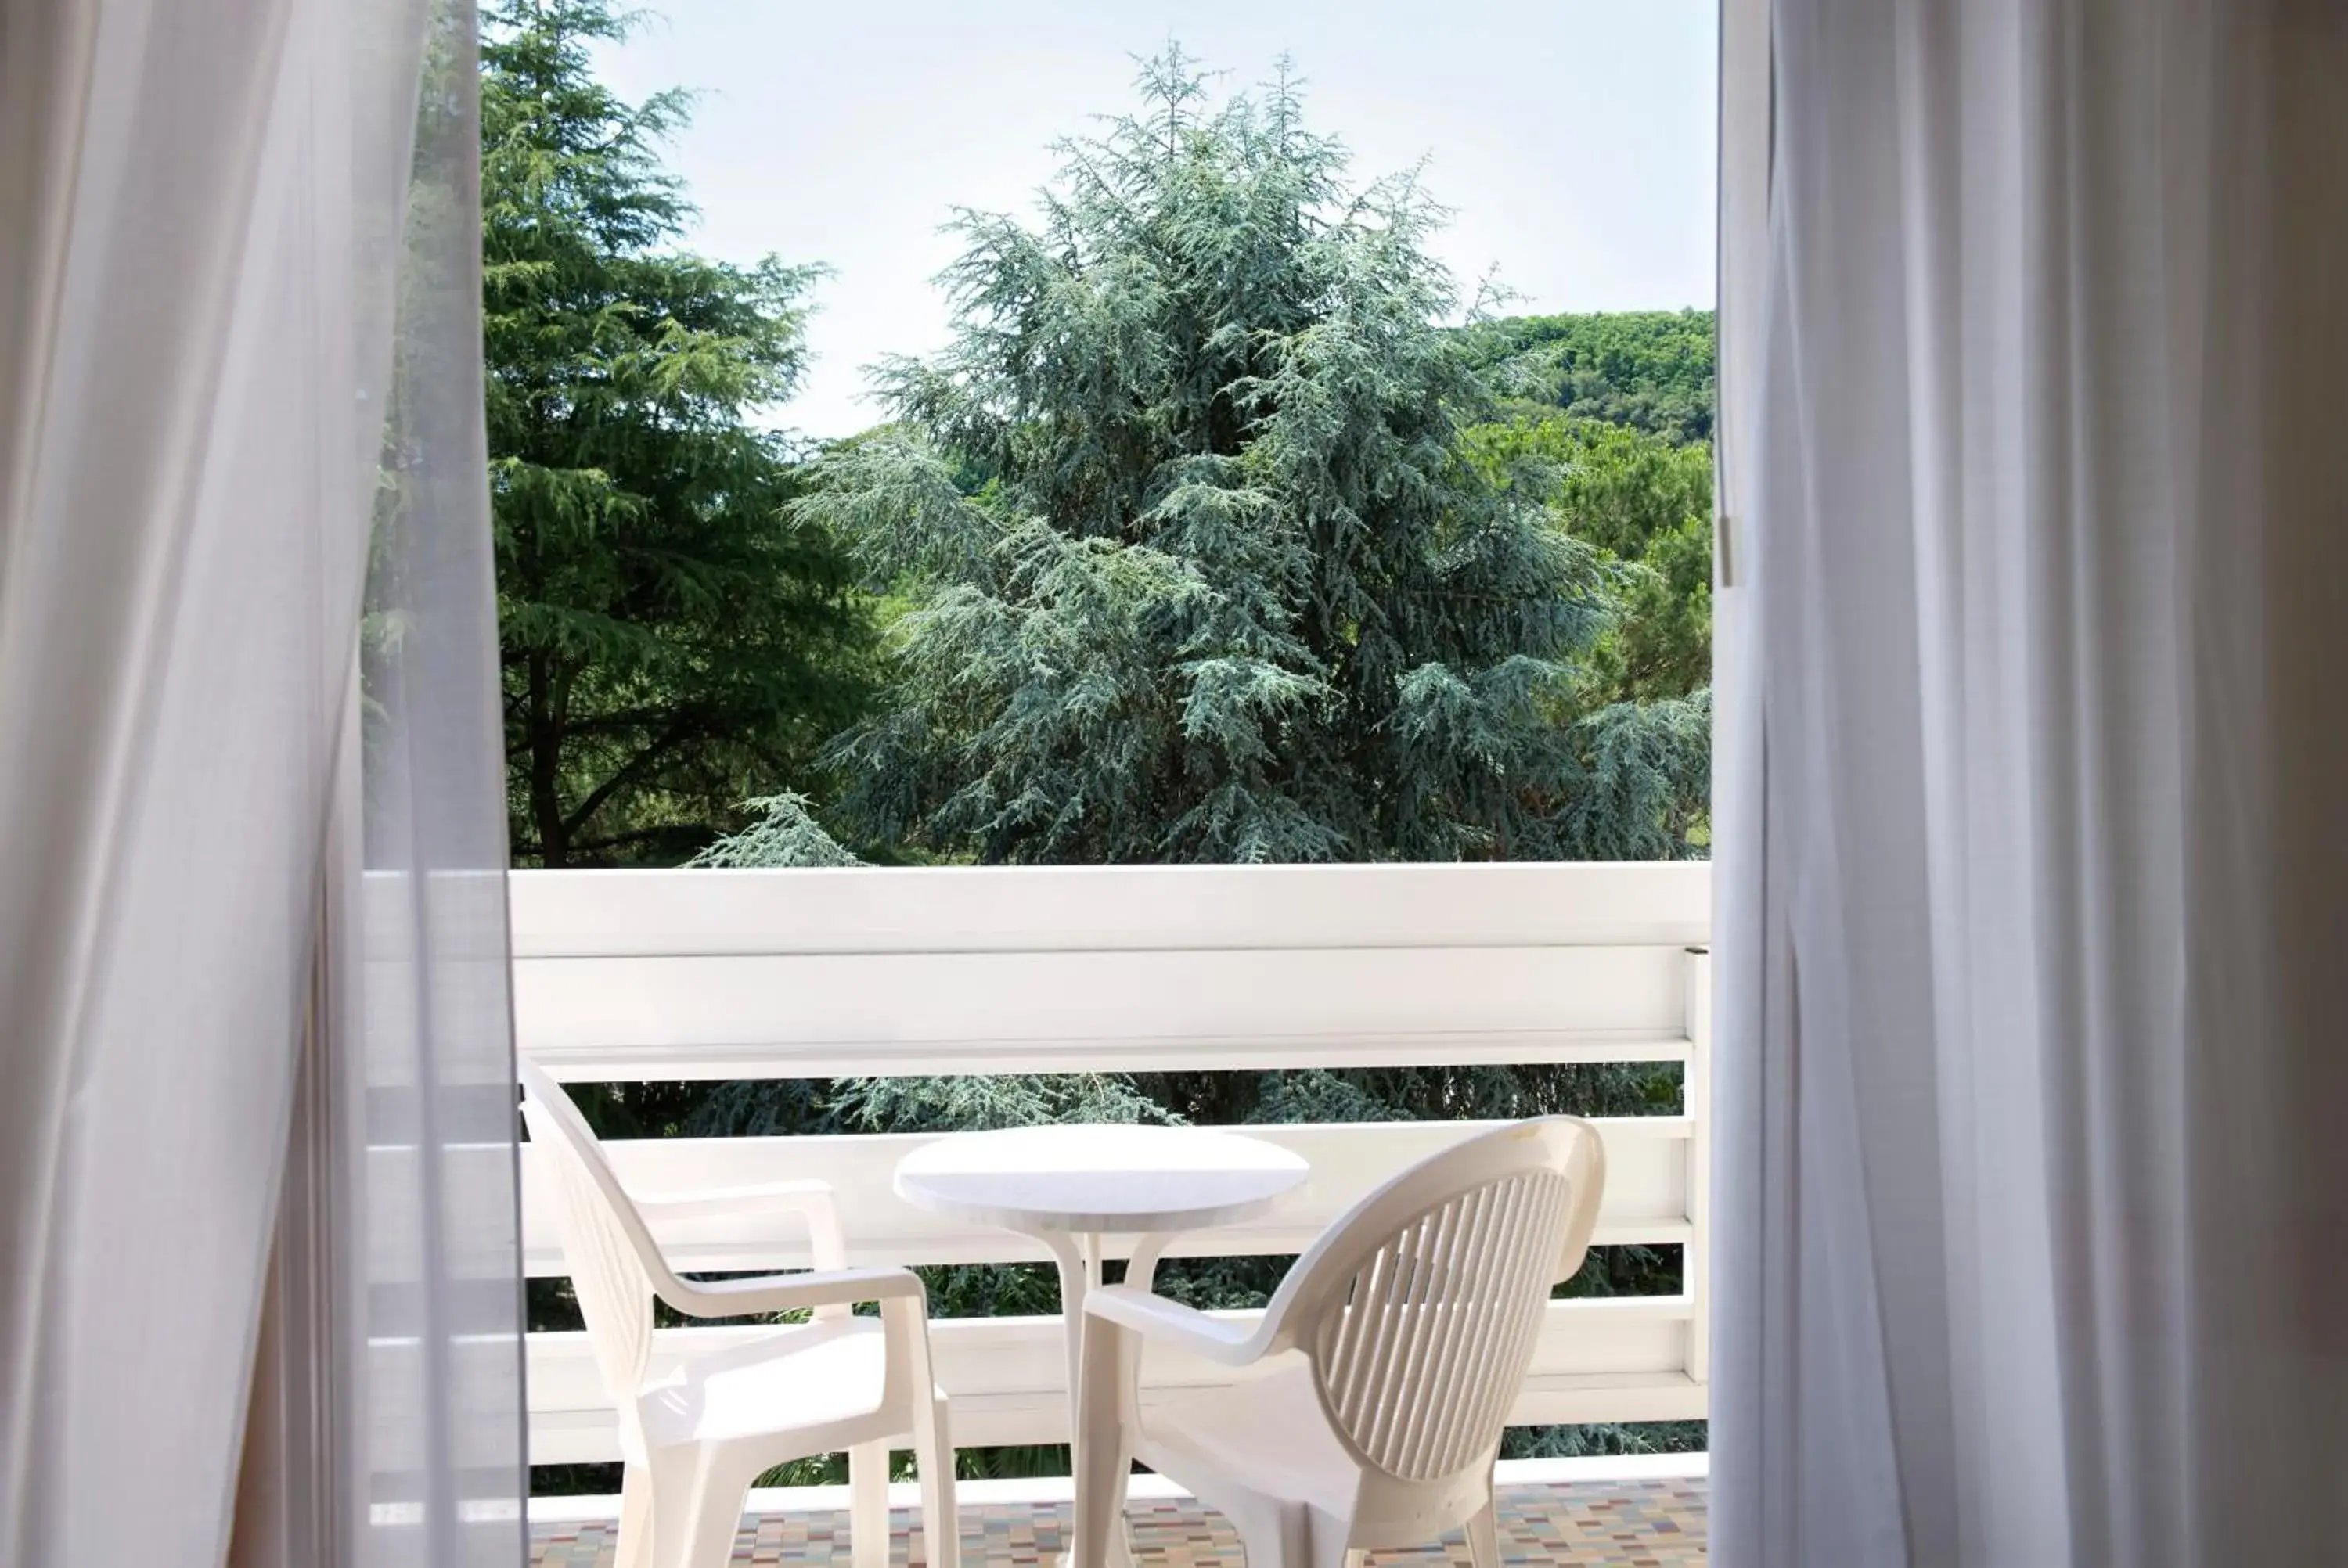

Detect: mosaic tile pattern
530,1478,1707,1567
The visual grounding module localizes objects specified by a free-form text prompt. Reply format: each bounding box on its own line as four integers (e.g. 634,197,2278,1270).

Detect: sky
594,2,1718,441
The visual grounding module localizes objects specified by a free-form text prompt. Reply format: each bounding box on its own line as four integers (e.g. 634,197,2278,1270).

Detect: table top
891,1123,1310,1235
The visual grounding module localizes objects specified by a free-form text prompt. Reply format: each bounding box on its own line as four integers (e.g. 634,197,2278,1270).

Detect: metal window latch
1715,511,1738,590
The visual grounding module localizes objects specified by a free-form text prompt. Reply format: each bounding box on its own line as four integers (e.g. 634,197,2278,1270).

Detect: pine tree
798,51,1616,866
484,0,872,865
684,793,863,869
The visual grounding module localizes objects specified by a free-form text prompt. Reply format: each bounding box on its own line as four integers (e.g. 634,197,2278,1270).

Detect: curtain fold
353,3,528,1560
1714,3,2348,1565
0,0,521,1563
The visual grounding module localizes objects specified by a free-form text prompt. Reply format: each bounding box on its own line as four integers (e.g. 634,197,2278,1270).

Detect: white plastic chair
1072,1117,1605,1568
520,1060,958,1568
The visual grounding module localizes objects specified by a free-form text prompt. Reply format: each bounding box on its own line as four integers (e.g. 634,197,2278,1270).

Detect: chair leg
917,1395,959,1568
1464,1495,1502,1568
1073,1319,1130,1568
612,1462,654,1568
1233,1500,1312,1568
1304,1509,1355,1568
650,1453,750,1568
850,1440,891,1568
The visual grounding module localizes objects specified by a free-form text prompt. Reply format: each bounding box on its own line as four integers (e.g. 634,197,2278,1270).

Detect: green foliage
1506,1420,1709,1460
484,0,873,865
799,51,1619,866
1532,420,1713,563
1465,413,1713,703
1457,412,1713,854
1563,689,1712,860
1465,308,1717,444
1604,515,1713,704
834,1073,1178,1132
686,793,863,868
1135,1063,1682,1129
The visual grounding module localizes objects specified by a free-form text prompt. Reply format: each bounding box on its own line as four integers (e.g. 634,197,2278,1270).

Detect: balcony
510,860,1712,1563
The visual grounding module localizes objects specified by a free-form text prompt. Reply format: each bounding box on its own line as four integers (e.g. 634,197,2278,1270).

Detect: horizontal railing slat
515,945,1690,1081
507,863,1712,959
512,1117,1691,1276
522,1028,1694,1084
519,1296,1701,1462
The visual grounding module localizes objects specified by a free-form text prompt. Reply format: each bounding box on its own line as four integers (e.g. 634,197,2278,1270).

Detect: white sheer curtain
1713,3,2348,1565
349,5,528,1562
0,1,522,1564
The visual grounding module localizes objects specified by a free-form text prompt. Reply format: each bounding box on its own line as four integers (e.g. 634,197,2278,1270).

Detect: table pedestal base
1039,1231,1172,1568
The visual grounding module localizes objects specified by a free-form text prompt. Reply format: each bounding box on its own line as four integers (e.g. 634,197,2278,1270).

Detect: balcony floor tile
528,1477,1708,1566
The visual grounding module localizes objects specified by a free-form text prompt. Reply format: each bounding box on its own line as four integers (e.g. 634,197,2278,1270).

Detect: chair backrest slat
1405,1182,1489,1477
1281,1118,1604,1485
518,1059,677,1458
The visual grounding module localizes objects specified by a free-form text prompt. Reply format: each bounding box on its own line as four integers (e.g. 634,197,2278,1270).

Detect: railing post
1683,946,1712,1394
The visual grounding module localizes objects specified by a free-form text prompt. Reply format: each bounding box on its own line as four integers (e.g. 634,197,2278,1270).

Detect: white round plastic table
893,1124,1309,1562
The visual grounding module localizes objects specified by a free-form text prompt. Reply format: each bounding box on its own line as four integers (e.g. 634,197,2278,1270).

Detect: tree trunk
527,649,567,866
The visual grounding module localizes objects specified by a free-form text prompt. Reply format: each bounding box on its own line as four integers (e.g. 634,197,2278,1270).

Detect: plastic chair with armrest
520,1059,958,1568
1072,1116,1605,1568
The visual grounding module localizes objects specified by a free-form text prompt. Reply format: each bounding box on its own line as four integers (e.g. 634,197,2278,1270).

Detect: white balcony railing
506,861,1712,1465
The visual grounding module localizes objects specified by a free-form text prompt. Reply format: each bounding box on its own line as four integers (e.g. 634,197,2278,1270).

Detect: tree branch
558,720,694,841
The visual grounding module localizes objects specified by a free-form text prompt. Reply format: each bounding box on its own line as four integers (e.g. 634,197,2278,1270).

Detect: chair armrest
632,1179,848,1270
659,1265,924,1322
1083,1285,1265,1368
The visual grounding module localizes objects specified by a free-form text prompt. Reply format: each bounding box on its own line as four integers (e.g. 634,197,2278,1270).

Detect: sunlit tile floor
529,1478,1708,1567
